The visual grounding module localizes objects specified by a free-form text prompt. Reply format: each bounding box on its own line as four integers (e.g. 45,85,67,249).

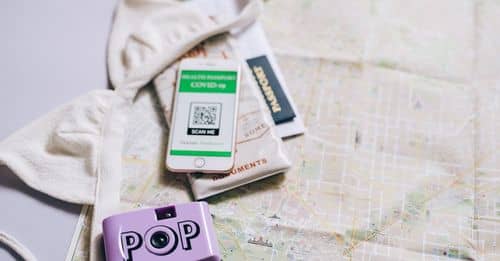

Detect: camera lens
150,231,169,249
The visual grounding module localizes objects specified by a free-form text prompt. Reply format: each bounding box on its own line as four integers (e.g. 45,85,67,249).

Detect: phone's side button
194,158,205,168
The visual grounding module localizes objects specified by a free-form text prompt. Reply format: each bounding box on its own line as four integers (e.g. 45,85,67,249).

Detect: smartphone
166,58,240,173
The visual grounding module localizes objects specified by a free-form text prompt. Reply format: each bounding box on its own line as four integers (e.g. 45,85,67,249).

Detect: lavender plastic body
102,202,221,261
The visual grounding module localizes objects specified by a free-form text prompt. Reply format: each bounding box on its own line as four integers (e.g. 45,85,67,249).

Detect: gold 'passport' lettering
252,66,282,113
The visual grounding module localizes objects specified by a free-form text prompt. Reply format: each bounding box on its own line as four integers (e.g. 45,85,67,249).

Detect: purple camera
102,202,221,261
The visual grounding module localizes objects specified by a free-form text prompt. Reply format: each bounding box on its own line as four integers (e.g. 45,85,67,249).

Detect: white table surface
0,1,116,260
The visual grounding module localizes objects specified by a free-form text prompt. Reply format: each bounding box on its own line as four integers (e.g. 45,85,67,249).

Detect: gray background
0,1,116,260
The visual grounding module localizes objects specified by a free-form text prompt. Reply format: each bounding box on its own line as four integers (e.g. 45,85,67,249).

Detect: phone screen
169,67,238,161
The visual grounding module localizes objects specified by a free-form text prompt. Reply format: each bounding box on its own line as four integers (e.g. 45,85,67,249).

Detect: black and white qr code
188,102,221,136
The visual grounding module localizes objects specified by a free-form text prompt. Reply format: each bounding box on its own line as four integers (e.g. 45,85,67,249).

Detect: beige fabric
108,0,262,99
0,89,129,261
0,231,37,261
0,90,127,205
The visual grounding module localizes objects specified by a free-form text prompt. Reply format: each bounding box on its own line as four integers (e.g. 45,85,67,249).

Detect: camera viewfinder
155,206,177,220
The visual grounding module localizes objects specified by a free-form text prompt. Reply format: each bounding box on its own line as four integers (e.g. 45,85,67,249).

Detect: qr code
189,102,221,129
192,105,217,125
